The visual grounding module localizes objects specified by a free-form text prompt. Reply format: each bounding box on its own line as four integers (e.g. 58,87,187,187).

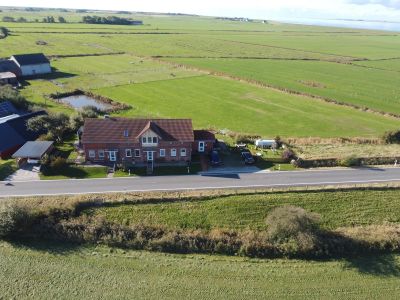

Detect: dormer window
123,130,129,137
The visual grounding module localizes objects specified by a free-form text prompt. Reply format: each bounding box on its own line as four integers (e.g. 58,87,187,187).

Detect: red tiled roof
82,118,194,144
194,130,215,141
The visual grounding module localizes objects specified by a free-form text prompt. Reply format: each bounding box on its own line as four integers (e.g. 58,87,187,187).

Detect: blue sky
3,0,400,21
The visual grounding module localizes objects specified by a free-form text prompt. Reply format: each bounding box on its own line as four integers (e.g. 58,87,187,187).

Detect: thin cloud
347,0,400,9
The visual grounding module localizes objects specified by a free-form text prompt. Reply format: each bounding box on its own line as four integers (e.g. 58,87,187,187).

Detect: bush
339,156,361,167
265,206,320,253
281,149,296,161
383,130,400,144
0,203,31,238
50,157,67,169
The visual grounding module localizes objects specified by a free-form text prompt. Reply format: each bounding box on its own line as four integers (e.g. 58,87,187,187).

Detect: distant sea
276,18,400,32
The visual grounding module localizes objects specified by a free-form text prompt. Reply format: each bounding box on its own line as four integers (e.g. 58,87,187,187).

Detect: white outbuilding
10,53,51,77
255,139,277,149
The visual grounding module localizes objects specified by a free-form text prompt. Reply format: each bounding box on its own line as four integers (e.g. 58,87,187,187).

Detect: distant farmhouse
81,117,215,165
0,101,46,159
0,53,51,86
10,53,51,77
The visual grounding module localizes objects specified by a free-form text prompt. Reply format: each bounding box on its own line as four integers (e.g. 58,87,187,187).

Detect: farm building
12,141,54,165
0,110,47,159
10,53,51,77
81,117,215,165
0,72,18,86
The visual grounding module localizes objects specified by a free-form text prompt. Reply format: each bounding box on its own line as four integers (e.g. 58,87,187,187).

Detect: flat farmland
165,58,400,115
1,11,400,138
97,76,399,137
51,54,201,89
1,241,400,299
354,58,400,72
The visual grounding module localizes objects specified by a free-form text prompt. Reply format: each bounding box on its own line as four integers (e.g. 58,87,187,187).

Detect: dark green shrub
281,149,296,161
383,130,400,144
50,157,67,169
339,156,361,167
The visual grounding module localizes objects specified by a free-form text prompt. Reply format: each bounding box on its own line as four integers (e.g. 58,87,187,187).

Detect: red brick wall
192,140,214,154
83,142,193,164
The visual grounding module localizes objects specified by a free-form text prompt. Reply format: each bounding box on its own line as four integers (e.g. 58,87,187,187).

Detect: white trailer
255,139,277,149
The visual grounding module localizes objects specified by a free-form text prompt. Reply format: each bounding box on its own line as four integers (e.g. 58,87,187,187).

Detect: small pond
59,95,112,111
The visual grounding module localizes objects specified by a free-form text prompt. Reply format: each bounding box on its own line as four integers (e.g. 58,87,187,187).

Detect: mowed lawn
97,76,399,137
166,58,400,115
86,189,400,231
1,241,400,299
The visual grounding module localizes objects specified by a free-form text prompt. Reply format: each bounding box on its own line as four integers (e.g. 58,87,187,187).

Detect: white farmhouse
10,53,51,77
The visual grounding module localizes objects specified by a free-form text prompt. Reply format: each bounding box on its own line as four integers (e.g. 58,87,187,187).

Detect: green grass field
97,75,399,137
1,9,399,138
86,189,400,231
165,58,400,115
1,241,400,299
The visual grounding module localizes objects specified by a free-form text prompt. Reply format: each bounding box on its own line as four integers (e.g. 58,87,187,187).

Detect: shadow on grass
6,238,82,255
343,254,400,277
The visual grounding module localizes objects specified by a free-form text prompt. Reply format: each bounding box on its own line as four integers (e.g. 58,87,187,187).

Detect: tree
0,27,9,38
2,16,15,22
58,16,67,23
0,85,29,110
69,106,100,131
43,16,55,23
16,17,28,23
27,113,70,142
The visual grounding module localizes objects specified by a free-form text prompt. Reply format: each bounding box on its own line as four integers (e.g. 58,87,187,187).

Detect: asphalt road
1,167,400,198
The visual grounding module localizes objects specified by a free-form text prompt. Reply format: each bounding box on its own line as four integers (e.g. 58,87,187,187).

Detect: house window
147,137,153,143
160,149,166,157
123,130,129,137
125,149,132,158
153,137,158,143
88,150,95,158
142,137,146,143
98,150,105,159
171,149,177,157
134,149,141,157
180,148,187,157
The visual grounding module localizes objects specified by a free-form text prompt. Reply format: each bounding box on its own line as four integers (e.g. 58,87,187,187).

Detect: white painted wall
19,64,51,76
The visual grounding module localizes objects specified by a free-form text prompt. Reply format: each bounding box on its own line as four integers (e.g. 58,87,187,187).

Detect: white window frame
153,137,158,143
198,141,205,152
98,150,105,159
125,149,132,158
142,137,146,143
123,130,129,137
171,149,177,157
89,150,95,158
134,149,141,158
180,148,187,157
159,149,166,157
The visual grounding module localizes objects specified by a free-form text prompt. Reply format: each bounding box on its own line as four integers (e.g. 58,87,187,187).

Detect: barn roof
194,130,215,141
82,118,194,144
12,141,53,159
0,110,47,153
11,53,50,66
0,101,18,118
0,59,21,76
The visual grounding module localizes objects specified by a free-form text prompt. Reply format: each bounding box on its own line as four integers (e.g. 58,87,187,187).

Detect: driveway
5,164,41,181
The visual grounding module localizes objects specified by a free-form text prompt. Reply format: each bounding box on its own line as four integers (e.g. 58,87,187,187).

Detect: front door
109,151,117,162
198,141,205,152
147,151,154,161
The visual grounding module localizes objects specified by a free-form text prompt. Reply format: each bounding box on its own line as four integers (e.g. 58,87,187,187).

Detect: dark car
241,151,255,165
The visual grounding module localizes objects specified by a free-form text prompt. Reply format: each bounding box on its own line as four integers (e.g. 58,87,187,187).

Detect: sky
2,0,400,22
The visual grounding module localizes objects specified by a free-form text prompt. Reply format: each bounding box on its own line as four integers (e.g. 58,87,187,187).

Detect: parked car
241,150,255,165
210,150,223,166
